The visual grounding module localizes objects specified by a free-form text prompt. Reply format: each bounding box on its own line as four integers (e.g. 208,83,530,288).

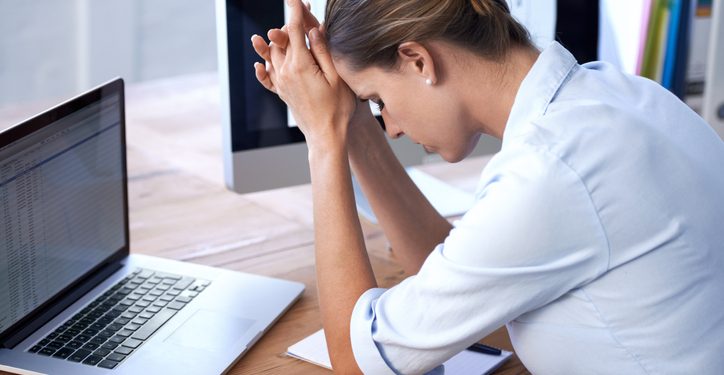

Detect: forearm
309,143,376,374
347,119,452,275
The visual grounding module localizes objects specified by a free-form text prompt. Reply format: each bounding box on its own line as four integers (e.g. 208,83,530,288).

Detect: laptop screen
0,91,126,334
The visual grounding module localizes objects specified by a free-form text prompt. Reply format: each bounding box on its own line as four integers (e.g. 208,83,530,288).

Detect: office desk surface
0,73,528,374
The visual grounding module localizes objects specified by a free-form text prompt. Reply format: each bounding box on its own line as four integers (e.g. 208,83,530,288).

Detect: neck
461,46,539,139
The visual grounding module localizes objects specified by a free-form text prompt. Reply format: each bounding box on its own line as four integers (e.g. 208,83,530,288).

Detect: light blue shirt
350,42,724,374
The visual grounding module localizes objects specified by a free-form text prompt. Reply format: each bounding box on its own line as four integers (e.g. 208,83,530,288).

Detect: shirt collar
502,41,579,145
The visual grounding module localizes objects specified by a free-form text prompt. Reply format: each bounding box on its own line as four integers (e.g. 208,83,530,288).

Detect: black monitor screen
0,90,126,334
225,0,306,152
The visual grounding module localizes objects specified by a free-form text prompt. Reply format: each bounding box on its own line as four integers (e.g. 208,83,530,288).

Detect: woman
251,0,724,373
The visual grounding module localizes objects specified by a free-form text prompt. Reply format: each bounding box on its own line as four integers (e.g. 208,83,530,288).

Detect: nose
383,114,404,139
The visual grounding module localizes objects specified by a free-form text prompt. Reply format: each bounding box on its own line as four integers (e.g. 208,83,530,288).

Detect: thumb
308,27,336,80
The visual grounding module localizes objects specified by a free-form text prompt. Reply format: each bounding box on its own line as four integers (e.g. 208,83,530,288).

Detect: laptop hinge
0,260,123,349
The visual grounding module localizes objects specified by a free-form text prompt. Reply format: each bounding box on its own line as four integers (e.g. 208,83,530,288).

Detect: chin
440,150,467,163
442,141,479,163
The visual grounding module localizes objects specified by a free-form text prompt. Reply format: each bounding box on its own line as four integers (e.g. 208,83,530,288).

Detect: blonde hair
324,0,533,71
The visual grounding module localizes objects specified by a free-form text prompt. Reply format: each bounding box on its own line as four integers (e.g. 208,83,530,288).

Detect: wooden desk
0,73,528,374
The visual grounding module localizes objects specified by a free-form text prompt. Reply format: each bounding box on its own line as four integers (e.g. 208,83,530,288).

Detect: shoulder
452,146,609,271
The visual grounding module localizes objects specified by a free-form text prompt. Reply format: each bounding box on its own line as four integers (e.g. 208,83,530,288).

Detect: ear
397,42,437,85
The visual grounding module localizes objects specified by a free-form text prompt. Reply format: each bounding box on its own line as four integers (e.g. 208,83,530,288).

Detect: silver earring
425,79,433,86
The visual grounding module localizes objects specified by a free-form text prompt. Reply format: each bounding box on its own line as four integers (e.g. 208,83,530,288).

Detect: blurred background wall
0,0,217,109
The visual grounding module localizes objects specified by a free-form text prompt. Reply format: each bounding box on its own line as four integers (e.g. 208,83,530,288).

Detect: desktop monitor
215,0,505,194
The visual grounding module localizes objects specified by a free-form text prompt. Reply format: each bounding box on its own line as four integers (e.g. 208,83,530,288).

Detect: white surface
0,364,46,375
353,167,476,224
506,0,557,50
598,0,649,74
287,329,512,374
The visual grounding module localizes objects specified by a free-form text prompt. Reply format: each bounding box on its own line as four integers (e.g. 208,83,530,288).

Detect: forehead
332,57,390,98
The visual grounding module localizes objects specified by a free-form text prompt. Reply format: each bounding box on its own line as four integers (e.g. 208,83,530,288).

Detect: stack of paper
287,329,513,375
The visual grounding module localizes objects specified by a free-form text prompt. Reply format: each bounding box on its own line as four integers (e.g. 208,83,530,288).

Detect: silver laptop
0,78,304,374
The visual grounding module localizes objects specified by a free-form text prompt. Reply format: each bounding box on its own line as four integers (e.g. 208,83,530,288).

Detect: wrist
307,134,348,165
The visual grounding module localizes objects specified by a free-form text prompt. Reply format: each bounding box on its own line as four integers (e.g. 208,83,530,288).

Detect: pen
466,343,502,356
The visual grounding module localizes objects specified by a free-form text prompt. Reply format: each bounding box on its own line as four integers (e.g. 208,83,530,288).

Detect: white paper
287,329,513,374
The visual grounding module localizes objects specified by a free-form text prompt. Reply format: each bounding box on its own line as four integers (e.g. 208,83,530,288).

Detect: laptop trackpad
165,309,256,351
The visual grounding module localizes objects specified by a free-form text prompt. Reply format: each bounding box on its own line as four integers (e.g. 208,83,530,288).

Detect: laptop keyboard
26,268,211,369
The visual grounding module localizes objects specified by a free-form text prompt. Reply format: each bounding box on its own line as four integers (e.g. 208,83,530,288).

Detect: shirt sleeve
350,148,610,374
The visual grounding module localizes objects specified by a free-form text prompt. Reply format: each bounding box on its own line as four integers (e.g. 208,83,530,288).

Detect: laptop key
102,341,119,350
121,312,138,319
65,328,80,336
116,329,134,337
121,338,143,349
115,346,133,355
89,336,106,345
131,317,148,325
132,309,176,341
155,272,181,280
108,323,124,331
98,329,115,338
46,341,64,349
176,296,192,304
94,348,112,357
166,301,185,310
106,352,126,362
71,322,89,331
56,334,73,343
68,349,92,362
83,354,104,366
75,334,92,342
38,347,56,356
98,359,120,369
28,345,42,353
109,335,126,344
66,340,83,349
52,347,75,359
173,277,194,290
83,342,100,351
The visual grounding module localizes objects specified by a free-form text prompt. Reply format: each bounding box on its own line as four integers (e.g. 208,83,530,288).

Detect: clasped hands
251,0,370,153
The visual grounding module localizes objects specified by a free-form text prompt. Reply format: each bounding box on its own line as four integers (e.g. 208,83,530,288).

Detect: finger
286,0,308,58
301,1,320,33
254,62,276,93
251,34,271,62
268,28,289,50
308,27,336,80
269,42,287,77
